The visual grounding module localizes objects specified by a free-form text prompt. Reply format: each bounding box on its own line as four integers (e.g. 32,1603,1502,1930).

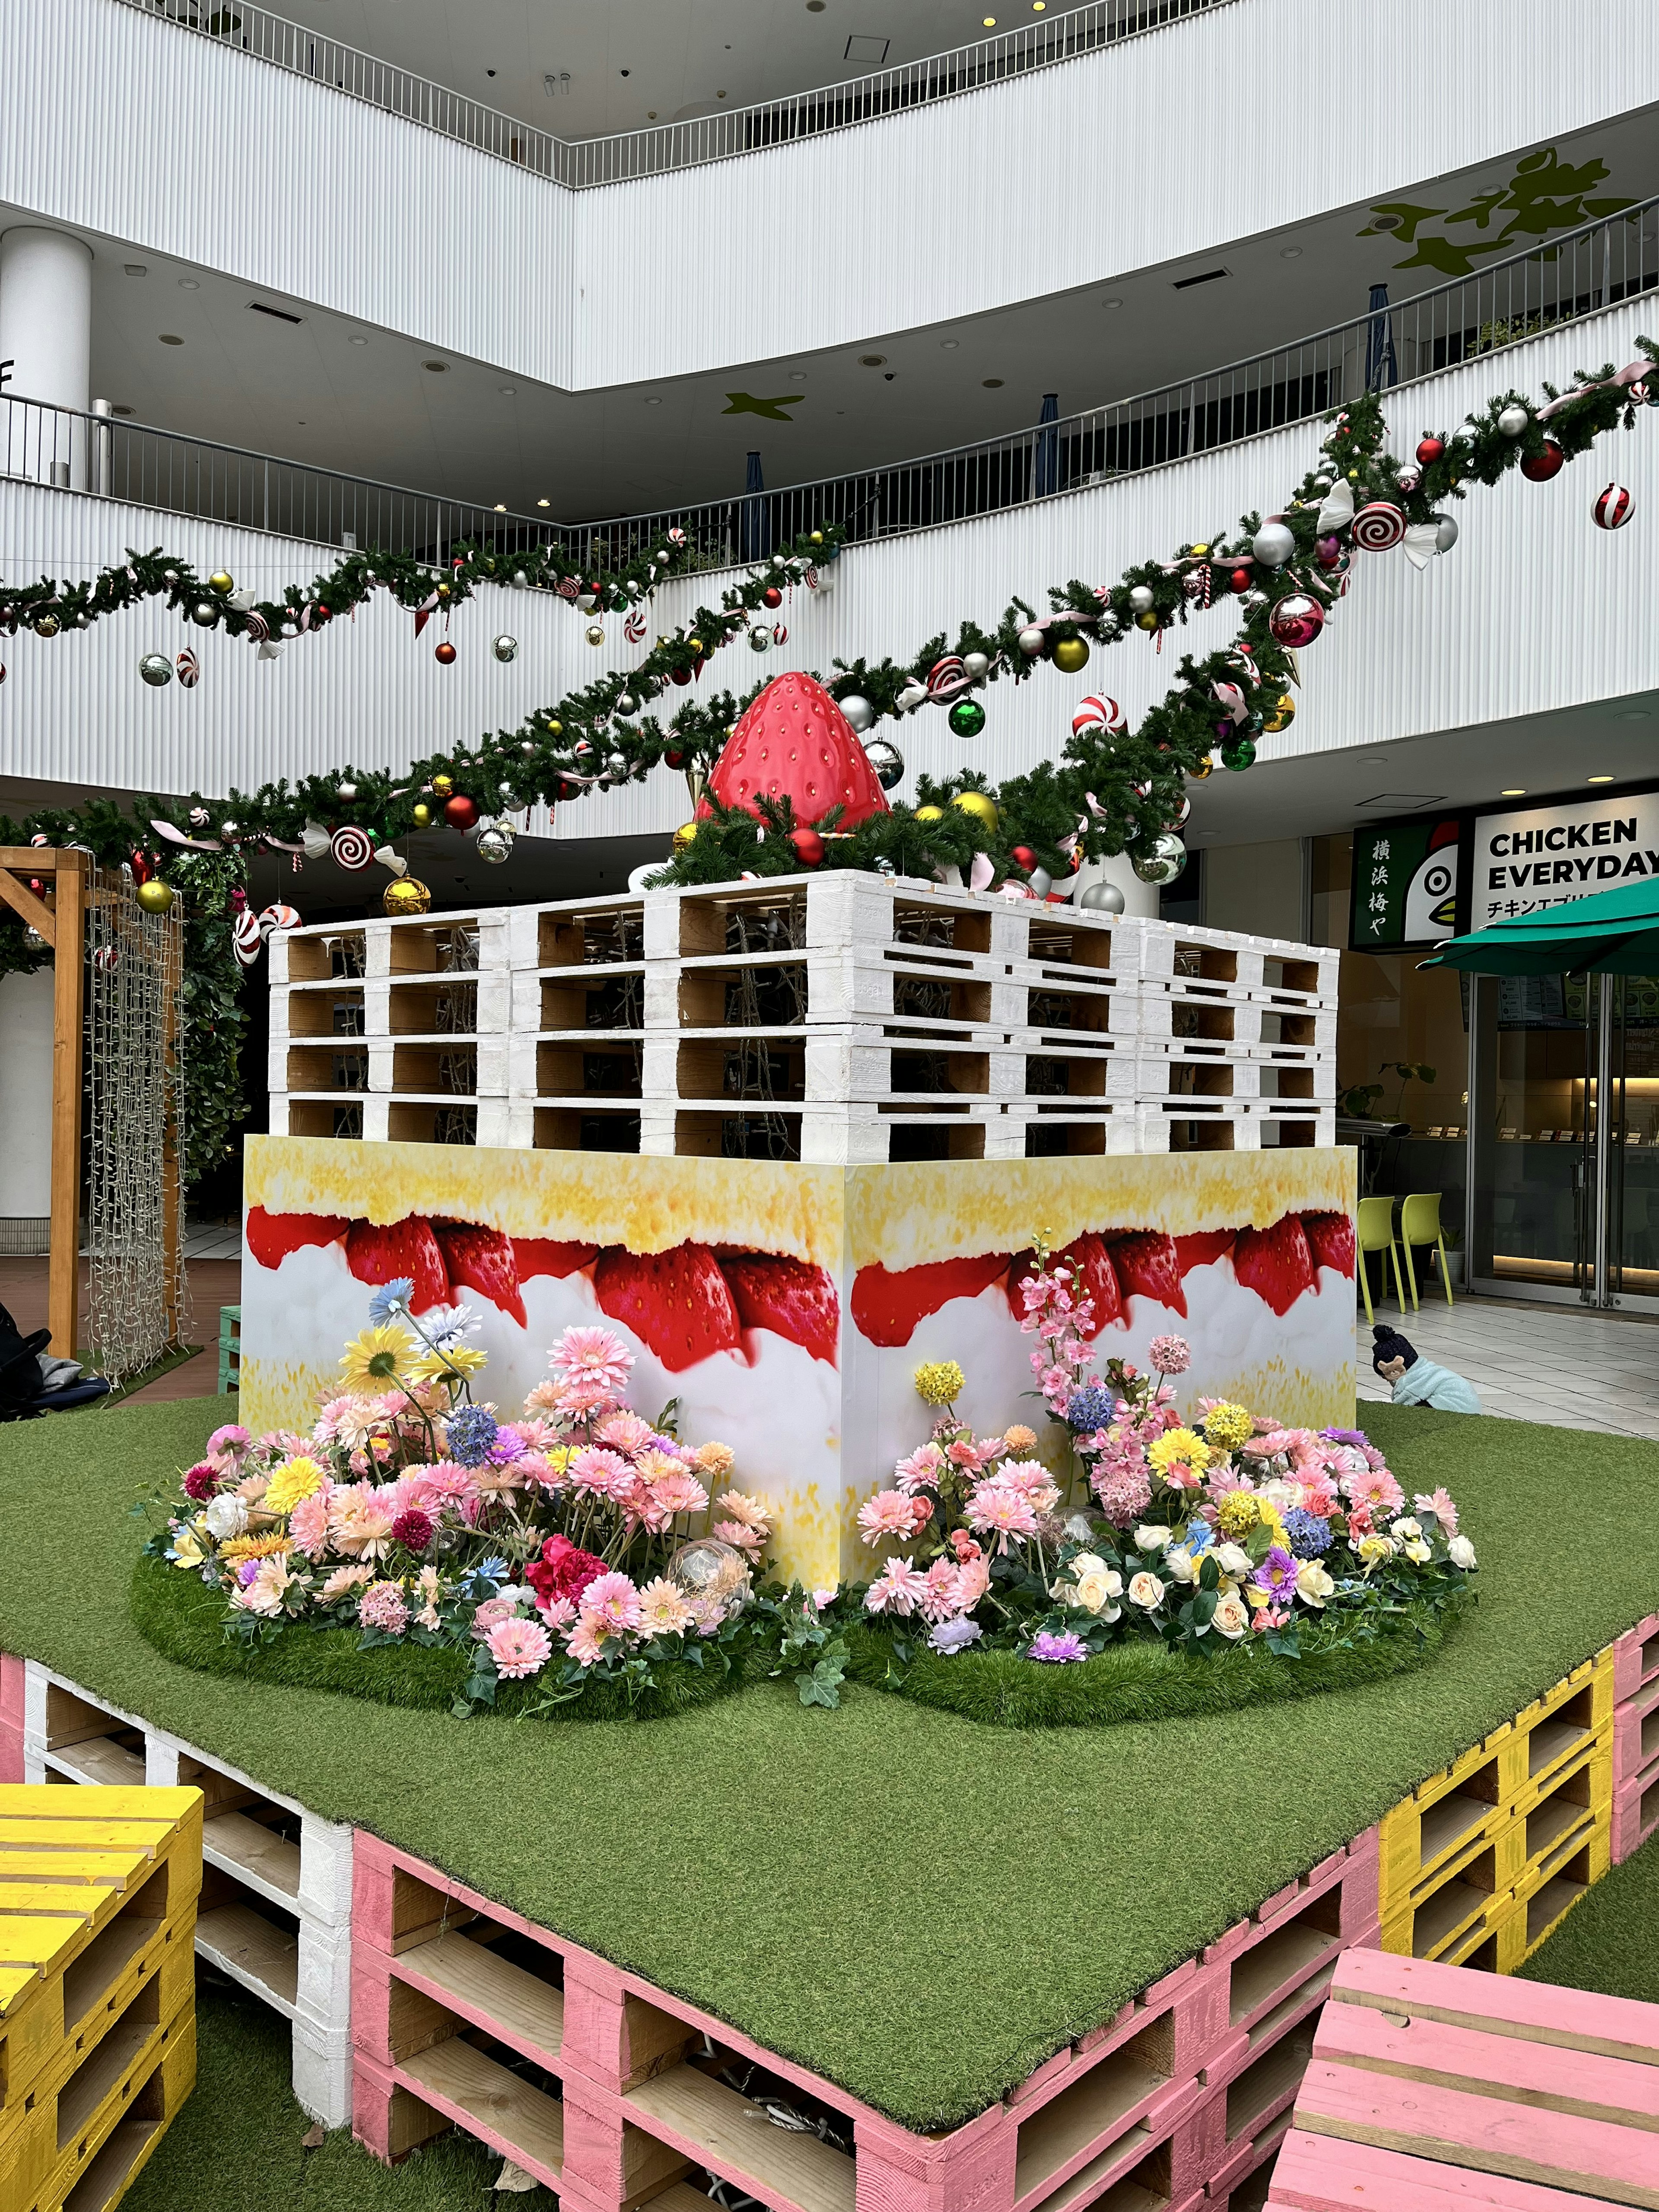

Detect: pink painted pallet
350,1828,1379,2212
1609,1608,1659,1865
1263,1946,1659,2211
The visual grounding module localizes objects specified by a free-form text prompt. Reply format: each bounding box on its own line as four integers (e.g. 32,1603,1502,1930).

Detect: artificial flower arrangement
145,1281,848,1716
853,1237,1477,1674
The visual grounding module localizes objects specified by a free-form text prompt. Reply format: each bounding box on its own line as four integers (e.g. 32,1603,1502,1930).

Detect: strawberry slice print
1300,1212,1357,1279
1006,1233,1122,1336
850,1254,1010,1349
1106,1232,1186,1318
1173,1229,1236,1277
594,1245,744,1372
431,1221,527,1328
245,1207,349,1273
513,1238,600,1281
1232,1215,1317,1316
345,1217,449,1315
719,1255,840,1367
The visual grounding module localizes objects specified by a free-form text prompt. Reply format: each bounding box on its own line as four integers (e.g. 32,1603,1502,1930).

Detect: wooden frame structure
0,848,86,1356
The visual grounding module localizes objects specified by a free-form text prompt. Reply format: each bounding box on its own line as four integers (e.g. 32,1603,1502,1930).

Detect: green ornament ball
947,698,986,739
1220,737,1257,772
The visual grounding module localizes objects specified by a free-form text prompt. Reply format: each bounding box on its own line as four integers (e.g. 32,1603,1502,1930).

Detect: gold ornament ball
914,804,945,823
1135,611,1161,632
208,569,233,593
136,879,175,915
1189,757,1214,781
686,637,703,654
672,820,699,852
1052,636,1090,674
431,773,454,798
548,720,563,737
810,529,823,544
410,801,432,828
951,790,998,831
1190,542,1211,557
1262,693,1297,734
383,877,432,918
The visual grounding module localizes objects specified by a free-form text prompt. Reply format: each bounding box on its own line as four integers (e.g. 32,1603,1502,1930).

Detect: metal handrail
4,198,1654,569
112,0,1233,188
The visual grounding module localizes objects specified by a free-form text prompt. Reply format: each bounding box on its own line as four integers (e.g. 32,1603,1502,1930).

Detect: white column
0,226,93,486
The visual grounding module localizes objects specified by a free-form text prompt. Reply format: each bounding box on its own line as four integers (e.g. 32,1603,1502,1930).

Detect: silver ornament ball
1497,404,1529,438
963,651,990,681
191,600,219,627
475,821,515,864
1078,879,1126,914
749,624,772,653
605,752,628,776
862,735,905,790
1433,513,1459,553
615,693,637,715
138,653,172,687
492,634,518,662
1017,625,1045,656
1128,584,1155,613
1132,833,1188,887
1250,520,1297,569
839,693,874,733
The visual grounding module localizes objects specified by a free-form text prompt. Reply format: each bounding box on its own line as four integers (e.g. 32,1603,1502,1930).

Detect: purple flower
1026,1630,1089,1664
929,1617,984,1656
1320,1427,1369,1447
236,1559,261,1586
1250,1545,1299,1597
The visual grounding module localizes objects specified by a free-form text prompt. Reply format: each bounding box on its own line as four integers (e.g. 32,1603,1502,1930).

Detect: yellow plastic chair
1399,1191,1454,1310
1356,1195,1408,1326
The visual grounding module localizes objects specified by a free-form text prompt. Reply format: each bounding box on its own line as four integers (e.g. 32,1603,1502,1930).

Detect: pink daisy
486,1618,552,1680
569,1447,632,1500
648,1469,711,1518
713,1519,766,1559
893,1443,947,1494
550,1325,634,1390
288,1488,331,1560
537,1595,578,1630
1342,1465,1405,1518
917,1559,963,1621
864,1557,929,1616
1414,1488,1459,1536
967,1481,1039,1551
563,1615,611,1668
598,1411,656,1454
857,1490,928,1546
578,1572,642,1634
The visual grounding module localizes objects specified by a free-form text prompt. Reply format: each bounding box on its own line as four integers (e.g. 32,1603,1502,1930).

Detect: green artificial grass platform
1522,1826,1659,2007
3,1394,1658,2131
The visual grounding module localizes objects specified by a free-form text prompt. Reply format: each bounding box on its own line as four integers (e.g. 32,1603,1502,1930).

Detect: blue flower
1181,1519,1214,1554
447,1405,500,1468
1067,1383,1115,1433
1282,1508,1333,1558
929,1617,983,1656
368,1278,415,1327
475,1556,510,1585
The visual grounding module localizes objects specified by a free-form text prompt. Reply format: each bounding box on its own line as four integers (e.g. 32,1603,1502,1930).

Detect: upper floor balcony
4,0,1659,522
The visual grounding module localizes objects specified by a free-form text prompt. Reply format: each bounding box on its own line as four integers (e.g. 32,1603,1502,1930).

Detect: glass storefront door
1469,971,1659,1309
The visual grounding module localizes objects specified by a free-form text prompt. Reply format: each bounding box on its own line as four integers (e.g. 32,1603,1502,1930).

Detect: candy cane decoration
330,823,375,871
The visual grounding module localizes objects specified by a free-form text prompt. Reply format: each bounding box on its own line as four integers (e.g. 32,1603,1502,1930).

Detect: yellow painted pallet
3,1983,195,2212
22,2005,197,2212
0,1786,202,2133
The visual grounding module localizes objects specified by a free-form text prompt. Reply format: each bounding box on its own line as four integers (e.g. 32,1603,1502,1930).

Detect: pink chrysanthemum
537,1595,578,1630
288,1488,332,1560
893,1443,947,1494
563,1615,611,1668
578,1571,642,1634
637,1577,696,1636
568,1446,632,1500
486,1618,552,1680
320,1564,371,1602
327,1484,397,1559
1342,1465,1405,1517
917,1558,964,1623
357,1581,409,1634
857,1490,929,1545
864,1556,929,1616
966,1481,1039,1551
549,1325,634,1389
713,1519,766,1559
648,1468,711,1519
1415,1487,1459,1536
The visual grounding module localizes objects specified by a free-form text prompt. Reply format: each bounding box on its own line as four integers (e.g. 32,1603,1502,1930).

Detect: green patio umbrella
1424,877,1659,975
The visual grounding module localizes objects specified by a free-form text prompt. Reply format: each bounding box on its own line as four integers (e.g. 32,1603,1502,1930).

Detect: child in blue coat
1371,1326,1481,1414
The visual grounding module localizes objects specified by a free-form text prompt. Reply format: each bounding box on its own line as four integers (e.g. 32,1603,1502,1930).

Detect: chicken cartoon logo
1403,821,1462,941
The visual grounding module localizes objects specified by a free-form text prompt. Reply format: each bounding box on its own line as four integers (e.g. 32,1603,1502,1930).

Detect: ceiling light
111,404,133,416
1102,297,1123,309
423,361,448,372
538,498,550,508
859,354,887,367
1371,212,1403,231
499,385,516,396
494,503,506,512
983,14,997,22
1501,788,1526,797
1617,709,1651,720
643,396,662,405
1279,246,1302,259
939,339,960,350
177,277,200,289
124,264,146,276
982,377,1004,388
808,2,827,11
348,334,369,345
789,371,807,381
1589,775,1616,784
159,334,183,345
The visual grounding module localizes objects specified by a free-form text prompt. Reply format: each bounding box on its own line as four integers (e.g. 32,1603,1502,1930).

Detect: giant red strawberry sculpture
698,672,890,830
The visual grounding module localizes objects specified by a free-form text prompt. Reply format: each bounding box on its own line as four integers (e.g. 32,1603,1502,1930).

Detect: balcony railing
6,199,1655,574
114,0,1233,187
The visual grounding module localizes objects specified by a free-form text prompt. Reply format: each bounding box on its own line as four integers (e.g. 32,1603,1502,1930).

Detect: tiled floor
1355,1294,1659,1438
0,1251,241,1405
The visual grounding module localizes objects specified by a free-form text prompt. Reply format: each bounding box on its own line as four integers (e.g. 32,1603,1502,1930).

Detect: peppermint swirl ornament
1351,502,1407,552
175,648,200,688
1071,694,1126,738
330,823,375,872
1594,482,1634,530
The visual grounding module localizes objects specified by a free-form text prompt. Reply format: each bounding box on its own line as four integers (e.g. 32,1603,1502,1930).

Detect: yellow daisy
1147,1427,1213,1476
264,1456,324,1516
407,1342,489,1387
338,1324,414,1395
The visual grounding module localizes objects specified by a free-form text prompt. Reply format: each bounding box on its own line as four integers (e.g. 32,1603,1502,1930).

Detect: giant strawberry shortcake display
241,1141,1355,1586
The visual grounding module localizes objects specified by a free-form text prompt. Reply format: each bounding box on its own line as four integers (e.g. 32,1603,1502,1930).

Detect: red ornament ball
788,827,825,867
762,586,783,609
443,794,480,831
1521,440,1565,483
1229,566,1252,594
434,640,457,665
1268,593,1326,648
1415,435,1445,466
1010,845,1038,871
1593,481,1634,531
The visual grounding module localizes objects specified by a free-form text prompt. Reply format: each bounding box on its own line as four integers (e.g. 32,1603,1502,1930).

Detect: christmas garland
4,343,1654,1177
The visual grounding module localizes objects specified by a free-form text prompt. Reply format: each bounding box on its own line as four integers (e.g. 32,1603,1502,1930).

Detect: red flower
183,1463,217,1502
391,1510,434,1554
524,1532,606,1607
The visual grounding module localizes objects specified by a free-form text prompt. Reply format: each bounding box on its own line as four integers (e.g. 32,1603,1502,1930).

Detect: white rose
1389,1516,1422,1541
1164,1546,1198,1585
1295,1561,1335,1609
1211,1592,1249,1639
1402,1538,1433,1565
1134,1525,1173,1553
203,1494,248,1541
1260,1480,1296,1513
1448,1535,1478,1570
1068,1551,1108,1579
1216,1542,1253,1578
1128,1571,1165,1609
1074,1566,1123,1616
